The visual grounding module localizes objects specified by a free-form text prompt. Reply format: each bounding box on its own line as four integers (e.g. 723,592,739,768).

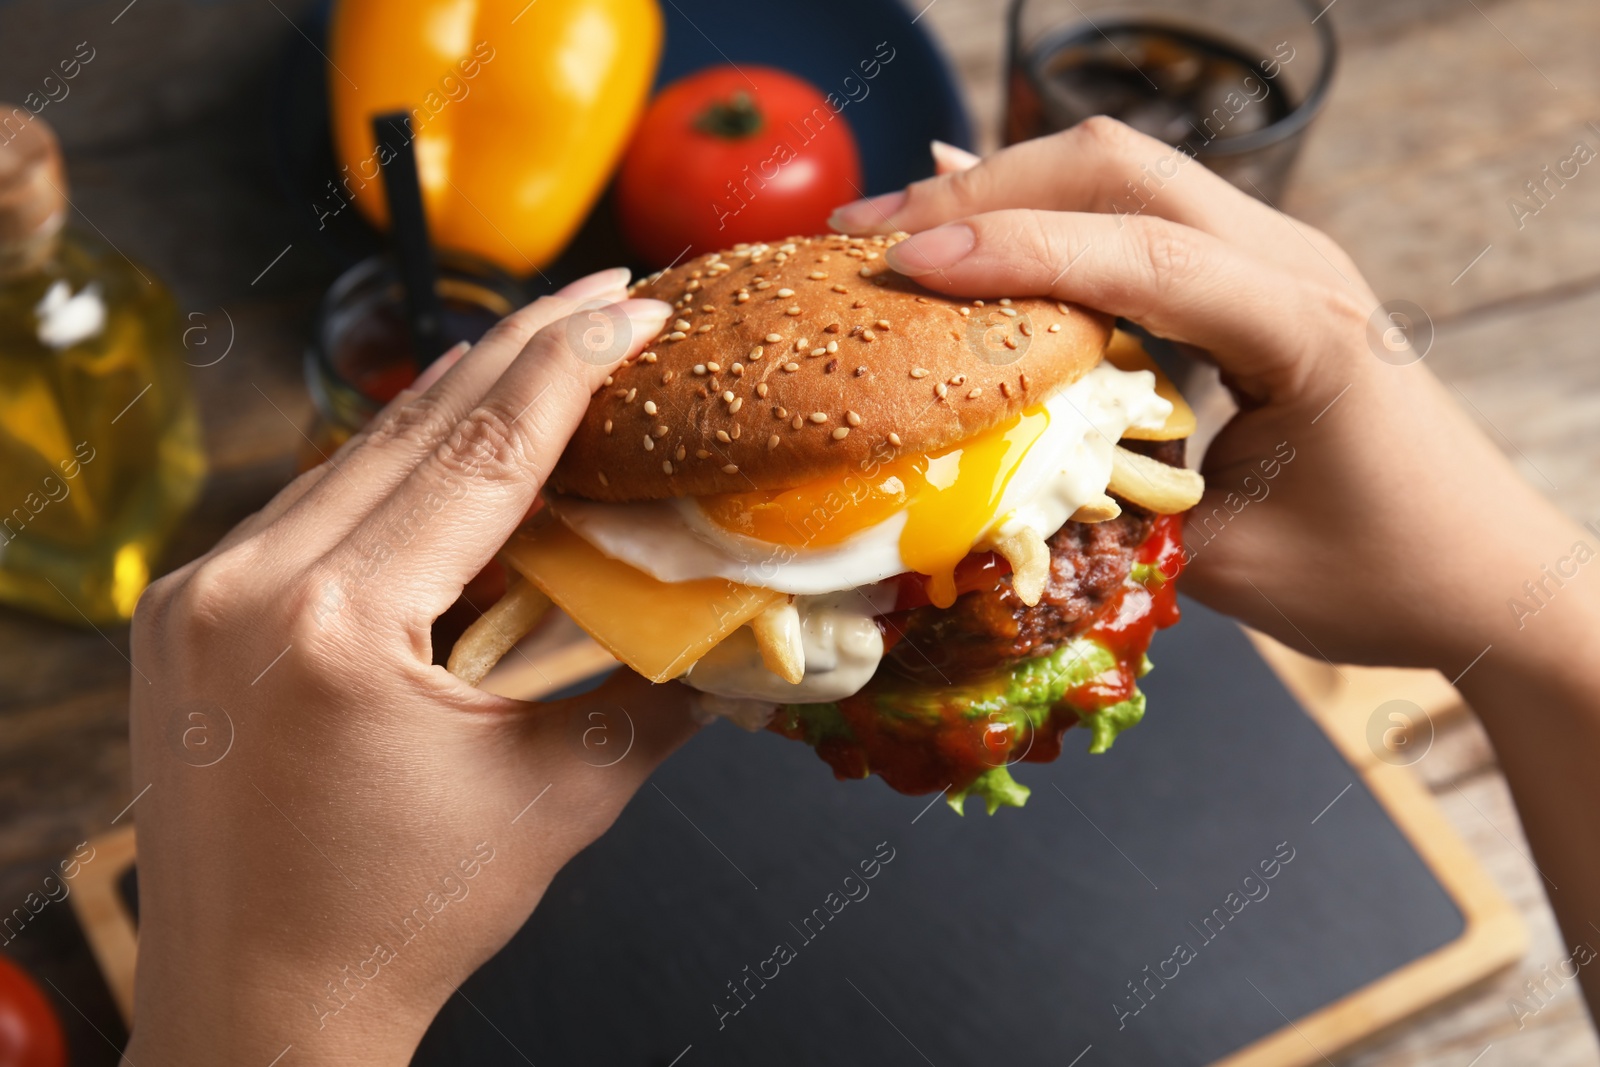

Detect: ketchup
770,514,1188,800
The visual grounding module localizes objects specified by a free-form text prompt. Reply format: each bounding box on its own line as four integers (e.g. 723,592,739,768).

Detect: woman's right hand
831,118,1590,680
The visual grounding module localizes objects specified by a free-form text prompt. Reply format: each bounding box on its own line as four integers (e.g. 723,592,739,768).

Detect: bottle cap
0,105,67,264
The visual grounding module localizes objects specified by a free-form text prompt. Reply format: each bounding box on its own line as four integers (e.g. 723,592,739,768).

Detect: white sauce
683,585,897,716
553,362,1171,597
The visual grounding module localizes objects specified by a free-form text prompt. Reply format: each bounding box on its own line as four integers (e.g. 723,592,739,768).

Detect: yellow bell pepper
326,0,661,271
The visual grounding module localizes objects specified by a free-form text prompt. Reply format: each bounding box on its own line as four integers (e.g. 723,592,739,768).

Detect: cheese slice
501,514,786,683
1103,329,1197,442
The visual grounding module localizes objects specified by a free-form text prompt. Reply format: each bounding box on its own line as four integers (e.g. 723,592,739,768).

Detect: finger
211,341,477,555
330,298,672,627
830,118,1357,288
884,210,1357,407
930,139,981,176
264,268,633,557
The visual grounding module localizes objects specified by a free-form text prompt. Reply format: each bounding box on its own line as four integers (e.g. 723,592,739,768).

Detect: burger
454,233,1203,814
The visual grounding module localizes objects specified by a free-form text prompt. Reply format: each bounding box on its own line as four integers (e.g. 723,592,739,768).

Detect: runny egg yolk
698,406,1052,608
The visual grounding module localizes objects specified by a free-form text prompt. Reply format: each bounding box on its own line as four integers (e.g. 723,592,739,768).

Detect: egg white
549,362,1172,597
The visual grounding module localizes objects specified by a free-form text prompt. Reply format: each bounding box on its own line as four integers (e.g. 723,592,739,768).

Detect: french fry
1071,494,1122,523
447,574,552,687
991,527,1051,607
1108,445,1205,514
750,600,804,684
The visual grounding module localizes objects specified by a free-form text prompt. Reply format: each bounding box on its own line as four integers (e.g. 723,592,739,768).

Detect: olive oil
0,107,203,624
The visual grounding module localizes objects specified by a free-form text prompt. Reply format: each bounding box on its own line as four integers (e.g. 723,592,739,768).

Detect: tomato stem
692,91,765,139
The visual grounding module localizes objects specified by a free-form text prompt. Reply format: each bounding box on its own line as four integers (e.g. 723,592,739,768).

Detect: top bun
547,234,1111,502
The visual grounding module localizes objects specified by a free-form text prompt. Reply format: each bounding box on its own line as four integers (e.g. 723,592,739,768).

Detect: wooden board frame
69,621,1525,1062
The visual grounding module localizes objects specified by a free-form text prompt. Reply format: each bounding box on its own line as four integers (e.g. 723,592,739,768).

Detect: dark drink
1005,5,1336,202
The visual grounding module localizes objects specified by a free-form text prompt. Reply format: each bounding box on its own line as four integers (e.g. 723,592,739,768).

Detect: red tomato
615,65,864,266
0,956,66,1067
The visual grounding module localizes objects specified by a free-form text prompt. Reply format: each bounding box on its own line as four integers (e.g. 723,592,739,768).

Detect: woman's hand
125,270,691,1065
834,120,1600,1024
832,118,1587,678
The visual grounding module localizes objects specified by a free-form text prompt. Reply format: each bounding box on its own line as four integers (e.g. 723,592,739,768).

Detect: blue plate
270,0,973,286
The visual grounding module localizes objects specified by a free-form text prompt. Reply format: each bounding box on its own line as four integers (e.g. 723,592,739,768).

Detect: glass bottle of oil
0,106,204,625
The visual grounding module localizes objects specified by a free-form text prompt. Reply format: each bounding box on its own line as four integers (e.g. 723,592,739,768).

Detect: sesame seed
625,388,637,402
1019,322,1032,336
1057,302,1071,315
811,347,827,357
861,329,876,342
831,284,848,293
654,424,669,437
851,300,868,309
974,299,985,307
696,449,711,459
756,382,769,398
716,429,731,444
662,370,675,382
598,471,609,486
755,280,772,290
824,323,840,333
667,331,687,341
809,412,828,423
749,346,765,359
1004,337,1019,350
604,418,614,434
864,251,879,260
854,366,867,377
846,410,861,427
826,340,839,354
707,361,721,373
950,374,967,386
731,424,741,439
998,307,1018,317
795,338,810,351
701,305,715,313
722,390,735,403
768,434,780,450
696,323,713,333
1019,373,1030,391
825,359,839,373
729,397,743,414
693,364,707,375
663,460,674,474
641,351,657,363
732,363,744,376
935,383,948,398
786,306,802,316
911,367,929,378
674,319,691,331
736,293,750,303
958,307,971,317
777,288,795,298
859,266,873,277
1000,381,1012,398
888,432,902,448
791,415,804,429
967,387,983,399
999,298,1012,306
831,426,850,440
875,319,890,330
1048,323,1061,333
776,406,789,418
765,333,782,343
784,362,800,372
685,280,701,292
643,436,655,451
643,400,657,415
676,444,686,460
809,271,827,280
722,464,739,474
604,375,614,386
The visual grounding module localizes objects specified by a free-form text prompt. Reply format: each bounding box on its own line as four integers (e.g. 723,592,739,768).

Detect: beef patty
884,438,1184,684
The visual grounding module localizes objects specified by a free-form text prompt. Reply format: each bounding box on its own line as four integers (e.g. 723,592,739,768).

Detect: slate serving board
410,598,1465,1066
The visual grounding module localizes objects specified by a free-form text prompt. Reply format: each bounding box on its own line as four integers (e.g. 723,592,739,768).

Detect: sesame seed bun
547,234,1112,502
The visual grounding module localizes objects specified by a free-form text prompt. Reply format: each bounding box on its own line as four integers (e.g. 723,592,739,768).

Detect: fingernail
555,265,631,301
827,189,907,234
616,297,673,331
885,223,976,276
930,139,981,174
412,340,470,391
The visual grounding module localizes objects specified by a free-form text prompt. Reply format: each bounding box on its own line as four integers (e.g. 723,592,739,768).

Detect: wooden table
1,0,1596,1062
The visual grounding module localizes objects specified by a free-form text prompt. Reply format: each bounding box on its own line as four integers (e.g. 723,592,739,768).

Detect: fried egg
549,361,1172,600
